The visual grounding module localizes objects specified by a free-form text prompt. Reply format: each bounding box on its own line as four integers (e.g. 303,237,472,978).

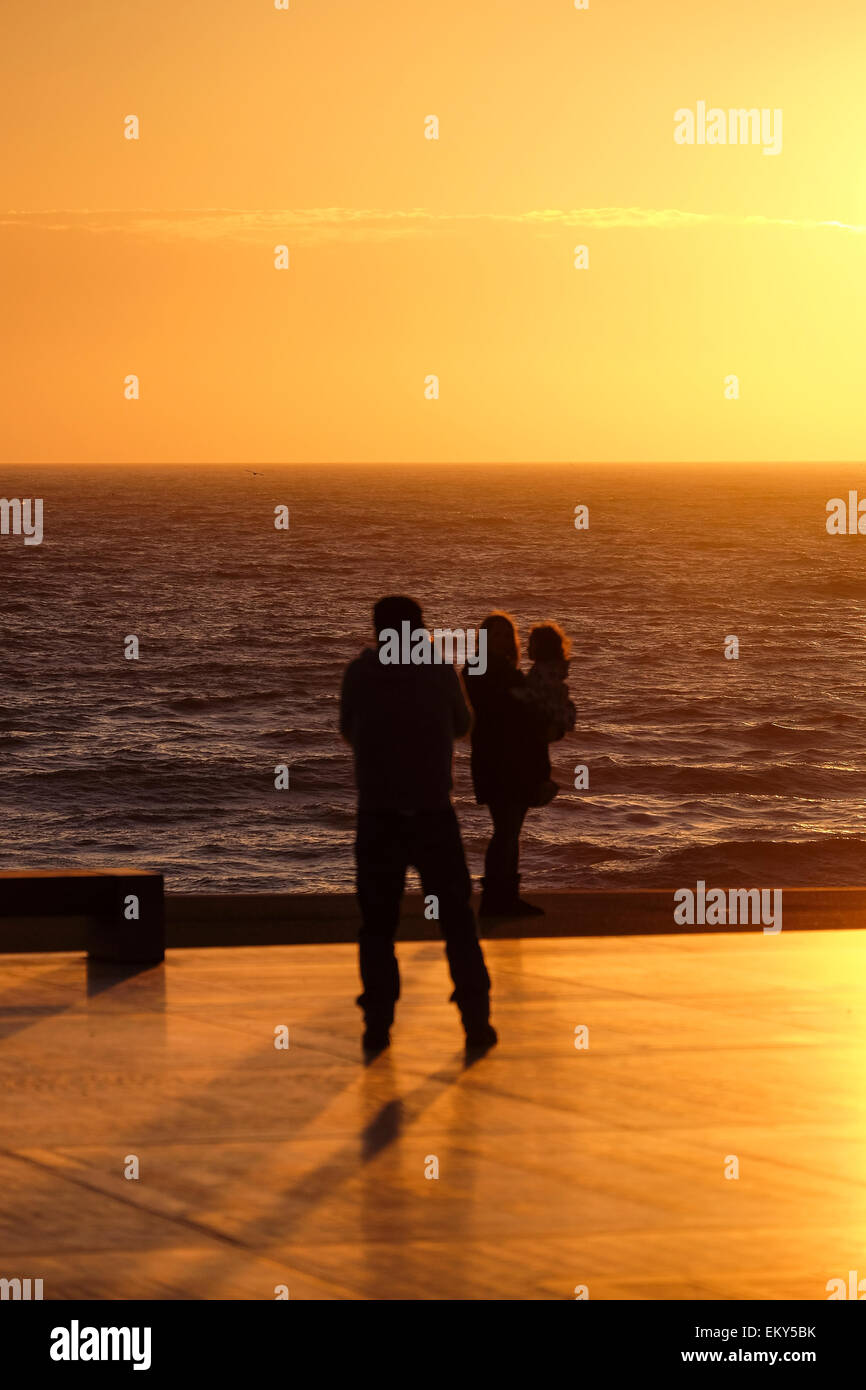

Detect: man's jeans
355,806,491,1030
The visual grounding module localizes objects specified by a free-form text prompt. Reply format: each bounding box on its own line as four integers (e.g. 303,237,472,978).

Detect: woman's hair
481,611,520,667
528,621,570,662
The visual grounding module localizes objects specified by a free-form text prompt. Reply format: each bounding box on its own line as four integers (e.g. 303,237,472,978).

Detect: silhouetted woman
465,613,550,918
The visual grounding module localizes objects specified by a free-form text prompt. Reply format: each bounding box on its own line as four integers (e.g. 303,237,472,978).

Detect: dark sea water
3,463,866,892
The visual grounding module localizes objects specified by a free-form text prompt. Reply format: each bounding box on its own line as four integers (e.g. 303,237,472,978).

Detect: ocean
3,462,866,893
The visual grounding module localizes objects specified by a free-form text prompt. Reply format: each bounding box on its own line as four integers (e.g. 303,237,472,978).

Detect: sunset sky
1,0,864,463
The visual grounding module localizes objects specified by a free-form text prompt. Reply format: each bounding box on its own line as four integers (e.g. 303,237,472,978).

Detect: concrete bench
0,870,165,963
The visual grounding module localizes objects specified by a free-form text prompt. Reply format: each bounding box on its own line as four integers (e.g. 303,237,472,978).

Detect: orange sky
1,0,864,462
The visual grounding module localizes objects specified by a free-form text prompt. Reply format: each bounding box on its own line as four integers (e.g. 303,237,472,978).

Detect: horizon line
2,206,865,243
0,460,859,469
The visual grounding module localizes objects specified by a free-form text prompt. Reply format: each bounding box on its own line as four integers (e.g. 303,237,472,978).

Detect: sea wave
3,462,866,891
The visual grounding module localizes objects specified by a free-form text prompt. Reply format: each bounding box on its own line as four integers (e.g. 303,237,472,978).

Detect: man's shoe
362,1028,390,1056
464,1022,498,1054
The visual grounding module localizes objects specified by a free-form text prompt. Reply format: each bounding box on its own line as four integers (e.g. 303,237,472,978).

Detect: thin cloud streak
1,206,864,243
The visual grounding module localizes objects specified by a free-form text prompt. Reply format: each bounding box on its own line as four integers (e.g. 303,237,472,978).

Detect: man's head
373,595,424,645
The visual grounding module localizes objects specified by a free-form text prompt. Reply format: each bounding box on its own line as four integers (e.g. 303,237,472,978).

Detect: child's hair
528,621,570,662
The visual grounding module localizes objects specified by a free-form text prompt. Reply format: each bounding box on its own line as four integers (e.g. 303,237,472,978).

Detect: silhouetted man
340,596,496,1056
